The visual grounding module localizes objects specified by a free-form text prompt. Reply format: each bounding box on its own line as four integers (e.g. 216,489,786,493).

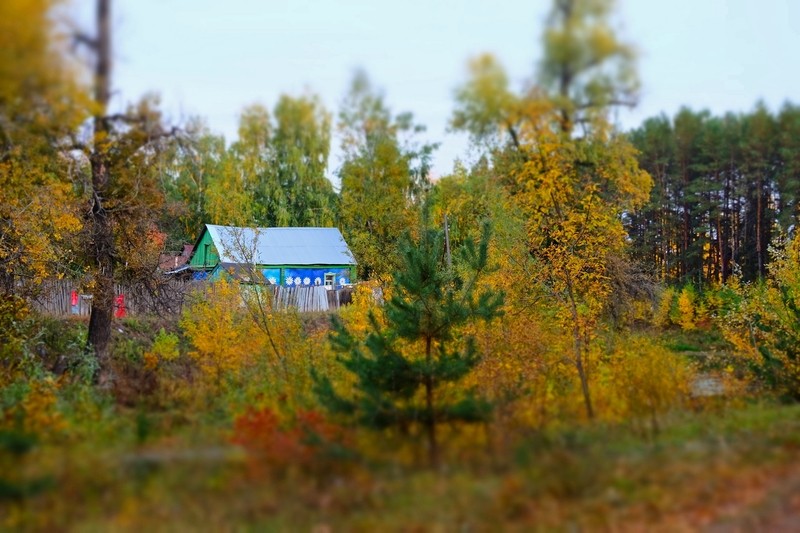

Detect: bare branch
575,97,638,111
71,32,98,52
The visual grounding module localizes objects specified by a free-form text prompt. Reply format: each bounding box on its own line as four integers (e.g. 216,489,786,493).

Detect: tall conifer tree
315,220,503,467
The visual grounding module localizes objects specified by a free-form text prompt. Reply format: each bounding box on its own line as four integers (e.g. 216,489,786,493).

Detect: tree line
626,104,800,285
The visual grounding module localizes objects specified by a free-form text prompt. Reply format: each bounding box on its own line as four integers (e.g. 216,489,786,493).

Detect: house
159,244,194,273
187,224,356,287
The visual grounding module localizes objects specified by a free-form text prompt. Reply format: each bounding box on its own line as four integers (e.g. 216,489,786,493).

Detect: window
324,273,335,288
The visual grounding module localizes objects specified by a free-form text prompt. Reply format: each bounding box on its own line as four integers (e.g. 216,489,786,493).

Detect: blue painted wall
260,268,282,285
281,267,351,287
199,265,353,286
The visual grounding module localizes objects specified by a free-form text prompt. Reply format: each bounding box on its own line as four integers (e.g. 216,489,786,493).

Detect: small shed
187,224,356,287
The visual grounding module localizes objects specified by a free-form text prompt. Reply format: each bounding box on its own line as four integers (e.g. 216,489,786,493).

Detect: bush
611,336,691,434
677,285,697,331
230,407,351,478
653,286,676,328
143,328,180,370
720,234,800,401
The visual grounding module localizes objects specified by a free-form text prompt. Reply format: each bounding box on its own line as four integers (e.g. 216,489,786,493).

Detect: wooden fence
30,279,354,316
271,285,353,312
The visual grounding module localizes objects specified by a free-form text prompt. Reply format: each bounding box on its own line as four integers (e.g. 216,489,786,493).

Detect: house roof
158,244,194,272
203,225,355,266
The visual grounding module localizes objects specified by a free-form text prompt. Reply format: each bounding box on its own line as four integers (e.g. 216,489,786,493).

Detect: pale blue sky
74,0,800,181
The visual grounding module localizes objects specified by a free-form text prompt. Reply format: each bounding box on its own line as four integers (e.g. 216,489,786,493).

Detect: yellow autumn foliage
500,99,652,420
653,287,676,327
677,285,697,331
608,336,691,432
179,278,345,413
1,377,67,438
337,280,384,337
470,310,574,430
0,0,87,291
180,279,265,379
143,328,181,371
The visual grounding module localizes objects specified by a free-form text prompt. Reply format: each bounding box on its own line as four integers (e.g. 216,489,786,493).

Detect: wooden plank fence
271,285,352,312
30,279,355,316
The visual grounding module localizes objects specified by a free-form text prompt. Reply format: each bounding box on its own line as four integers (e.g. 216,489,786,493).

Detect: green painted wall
188,229,219,268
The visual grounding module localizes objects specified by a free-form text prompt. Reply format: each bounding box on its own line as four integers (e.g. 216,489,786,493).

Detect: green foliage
113,338,146,365
231,96,337,227
315,220,503,465
628,104,800,284
149,328,180,362
31,317,94,383
159,121,227,244
0,296,29,372
0,307,92,384
721,233,800,400
338,71,437,280
162,94,337,243
0,428,53,502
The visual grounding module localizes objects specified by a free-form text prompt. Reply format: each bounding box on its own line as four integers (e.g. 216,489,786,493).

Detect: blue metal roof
205,225,356,266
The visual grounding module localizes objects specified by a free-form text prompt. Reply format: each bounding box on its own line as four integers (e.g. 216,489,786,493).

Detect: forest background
2,0,800,529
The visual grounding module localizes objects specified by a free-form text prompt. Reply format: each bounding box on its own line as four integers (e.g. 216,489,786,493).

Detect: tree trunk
424,336,438,467
565,273,594,420
721,167,732,282
574,339,594,420
757,174,764,278
87,0,114,384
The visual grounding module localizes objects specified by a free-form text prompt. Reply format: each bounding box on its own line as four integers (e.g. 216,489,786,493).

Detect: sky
73,0,800,182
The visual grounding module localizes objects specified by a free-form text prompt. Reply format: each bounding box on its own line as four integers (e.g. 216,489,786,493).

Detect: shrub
180,279,264,380
611,336,691,434
143,328,180,370
0,377,67,438
677,285,697,331
720,234,800,401
230,407,351,478
653,286,676,328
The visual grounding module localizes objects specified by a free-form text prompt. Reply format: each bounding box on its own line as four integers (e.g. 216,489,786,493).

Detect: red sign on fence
71,290,79,314
114,294,126,318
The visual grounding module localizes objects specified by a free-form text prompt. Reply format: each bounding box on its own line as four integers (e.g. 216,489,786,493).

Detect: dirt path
704,464,800,532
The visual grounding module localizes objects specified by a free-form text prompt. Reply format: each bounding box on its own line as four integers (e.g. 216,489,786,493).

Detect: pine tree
314,220,503,467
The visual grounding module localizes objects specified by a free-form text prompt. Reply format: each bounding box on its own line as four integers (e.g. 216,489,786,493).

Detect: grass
661,326,732,354
2,399,799,531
